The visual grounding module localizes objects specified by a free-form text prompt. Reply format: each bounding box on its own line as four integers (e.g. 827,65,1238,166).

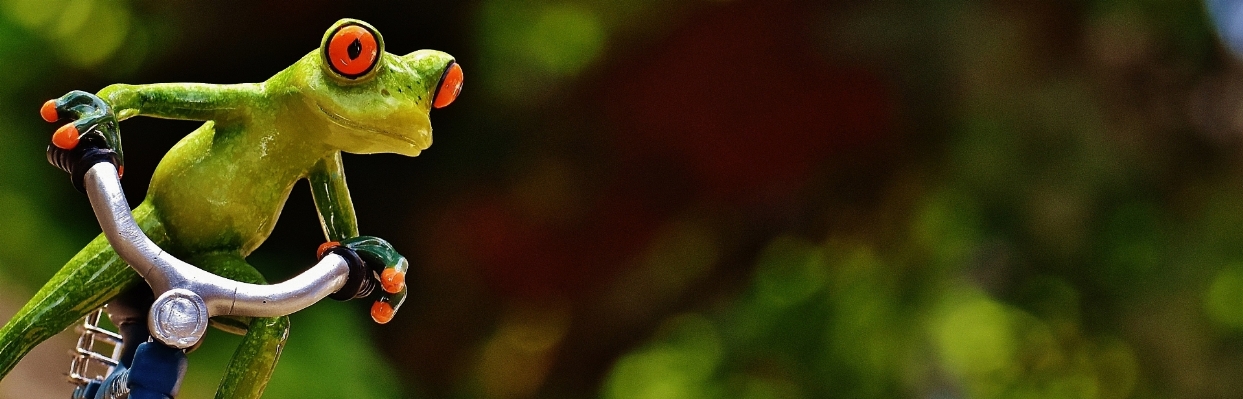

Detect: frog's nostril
381,89,390,97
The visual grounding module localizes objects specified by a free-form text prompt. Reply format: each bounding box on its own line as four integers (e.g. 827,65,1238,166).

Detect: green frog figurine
0,18,463,398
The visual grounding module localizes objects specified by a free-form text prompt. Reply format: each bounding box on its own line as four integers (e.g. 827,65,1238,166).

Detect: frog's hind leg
189,251,290,399
0,201,166,380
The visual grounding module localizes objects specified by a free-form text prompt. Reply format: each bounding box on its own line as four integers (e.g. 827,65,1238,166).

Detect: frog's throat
315,102,421,148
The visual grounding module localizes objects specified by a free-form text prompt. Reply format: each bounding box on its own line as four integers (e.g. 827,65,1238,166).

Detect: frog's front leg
309,155,409,324
309,153,360,241
186,251,290,399
98,82,263,123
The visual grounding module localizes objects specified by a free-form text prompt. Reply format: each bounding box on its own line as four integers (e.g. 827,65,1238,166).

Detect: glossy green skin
0,19,451,398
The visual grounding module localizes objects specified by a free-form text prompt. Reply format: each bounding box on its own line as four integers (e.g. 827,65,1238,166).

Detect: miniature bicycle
49,139,389,398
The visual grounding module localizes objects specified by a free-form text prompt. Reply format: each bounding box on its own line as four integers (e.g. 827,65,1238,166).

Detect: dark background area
3,0,1243,398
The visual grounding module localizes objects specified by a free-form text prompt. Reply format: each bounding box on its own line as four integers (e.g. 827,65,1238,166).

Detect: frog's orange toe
40,100,58,122
371,301,395,324
316,241,340,259
380,268,405,294
52,123,79,149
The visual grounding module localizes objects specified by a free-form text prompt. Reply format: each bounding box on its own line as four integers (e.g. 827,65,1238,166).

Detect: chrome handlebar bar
82,162,351,348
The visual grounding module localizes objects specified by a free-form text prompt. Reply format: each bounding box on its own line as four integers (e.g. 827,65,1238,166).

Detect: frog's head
290,19,462,156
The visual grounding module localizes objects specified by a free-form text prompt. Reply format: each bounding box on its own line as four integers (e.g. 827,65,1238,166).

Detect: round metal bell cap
148,288,209,349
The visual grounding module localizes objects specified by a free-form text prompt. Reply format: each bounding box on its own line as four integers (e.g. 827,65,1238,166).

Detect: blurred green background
2,0,1243,398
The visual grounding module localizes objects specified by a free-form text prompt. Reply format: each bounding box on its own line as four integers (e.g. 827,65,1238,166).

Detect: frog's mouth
316,103,423,149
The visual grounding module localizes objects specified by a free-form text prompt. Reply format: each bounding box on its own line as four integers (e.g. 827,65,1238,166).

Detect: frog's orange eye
326,24,379,79
433,62,463,109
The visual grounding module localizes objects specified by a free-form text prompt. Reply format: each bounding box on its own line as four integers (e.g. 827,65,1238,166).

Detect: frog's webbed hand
317,236,409,324
41,90,124,190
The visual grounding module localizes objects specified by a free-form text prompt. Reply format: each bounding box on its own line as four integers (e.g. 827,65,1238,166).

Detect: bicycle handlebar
82,162,351,348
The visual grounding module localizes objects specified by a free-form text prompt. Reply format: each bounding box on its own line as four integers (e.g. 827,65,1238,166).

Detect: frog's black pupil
347,38,362,60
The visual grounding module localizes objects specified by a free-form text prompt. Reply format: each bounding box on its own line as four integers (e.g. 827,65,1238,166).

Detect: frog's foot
317,236,409,324
41,90,125,180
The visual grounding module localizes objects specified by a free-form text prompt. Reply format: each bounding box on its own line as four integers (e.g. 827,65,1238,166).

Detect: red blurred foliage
440,0,893,301
606,0,893,204
440,187,660,300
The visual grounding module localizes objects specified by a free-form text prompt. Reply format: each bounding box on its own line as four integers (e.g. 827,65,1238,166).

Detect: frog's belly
145,122,301,256
149,177,294,256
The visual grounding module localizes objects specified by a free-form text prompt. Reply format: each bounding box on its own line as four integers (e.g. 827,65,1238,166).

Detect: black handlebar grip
324,246,376,301
47,132,120,193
